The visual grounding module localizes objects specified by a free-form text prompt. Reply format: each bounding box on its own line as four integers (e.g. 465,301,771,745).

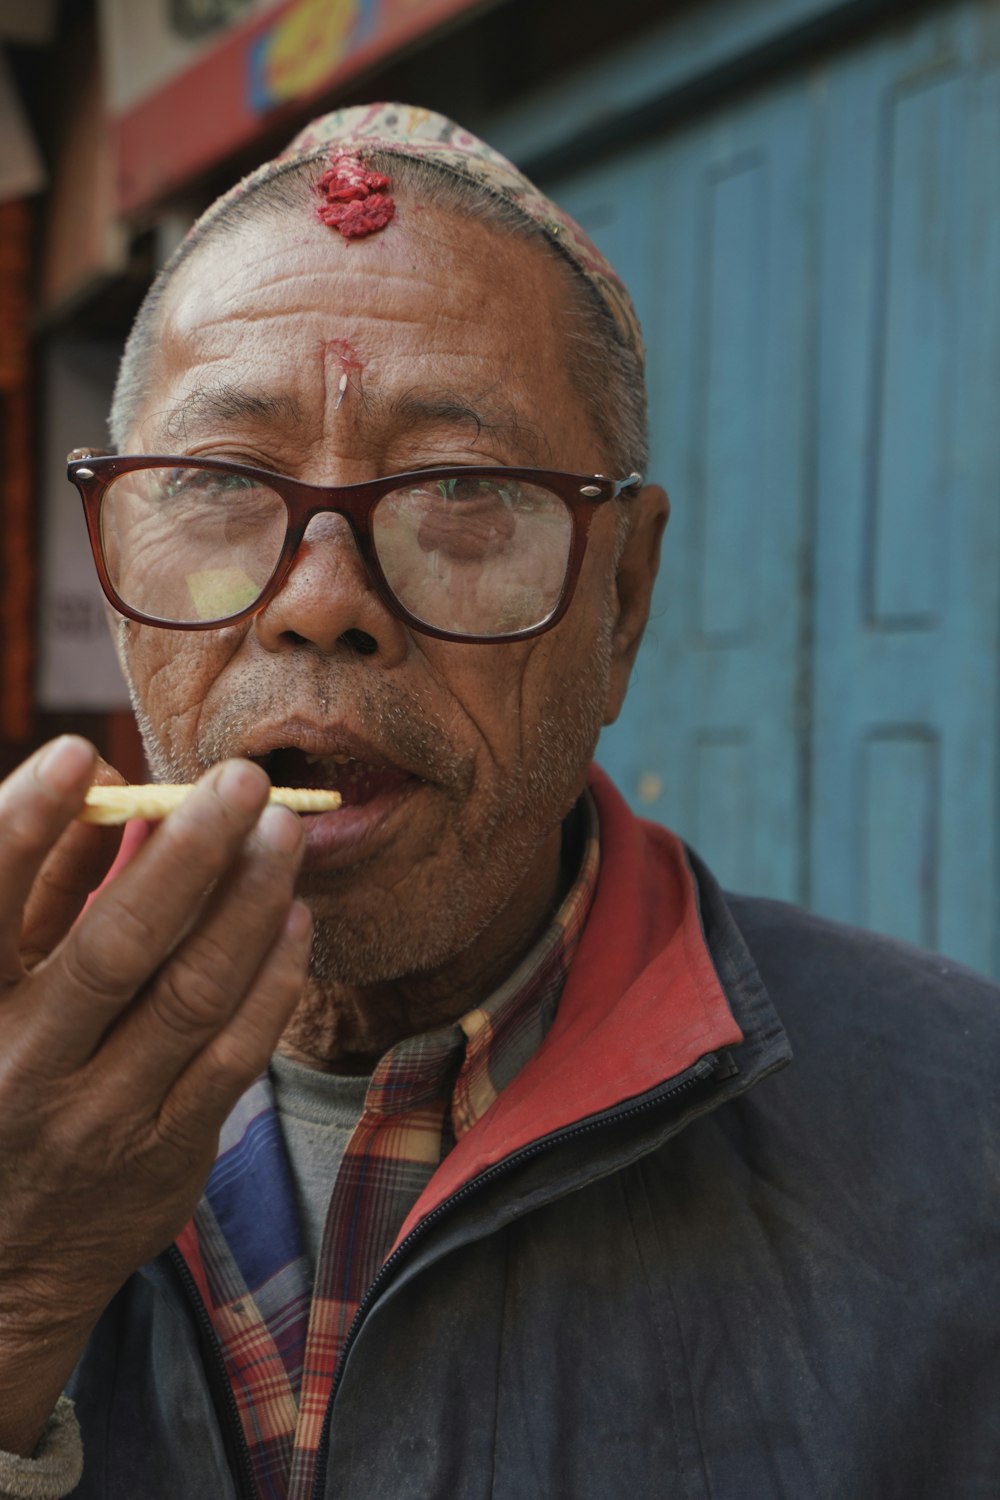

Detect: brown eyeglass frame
67,452,643,644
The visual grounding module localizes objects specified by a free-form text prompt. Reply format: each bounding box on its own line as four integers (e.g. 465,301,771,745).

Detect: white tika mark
334,372,349,411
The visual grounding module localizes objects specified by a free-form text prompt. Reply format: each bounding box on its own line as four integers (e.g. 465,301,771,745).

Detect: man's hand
0,737,312,1456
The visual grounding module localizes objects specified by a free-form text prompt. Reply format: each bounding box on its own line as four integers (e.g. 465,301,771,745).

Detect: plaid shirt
178,794,600,1500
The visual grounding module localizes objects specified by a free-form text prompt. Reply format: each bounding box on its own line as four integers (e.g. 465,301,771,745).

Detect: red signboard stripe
113,0,498,219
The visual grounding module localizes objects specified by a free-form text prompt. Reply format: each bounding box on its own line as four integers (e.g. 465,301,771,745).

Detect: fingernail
37,736,95,793
284,900,313,943
216,760,269,814
257,803,303,854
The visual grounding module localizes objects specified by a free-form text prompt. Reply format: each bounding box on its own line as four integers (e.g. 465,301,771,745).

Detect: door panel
551,79,817,904
543,0,1000,974
811,8,1000,972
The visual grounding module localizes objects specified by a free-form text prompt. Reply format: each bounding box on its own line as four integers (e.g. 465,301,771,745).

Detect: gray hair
109,151,649,483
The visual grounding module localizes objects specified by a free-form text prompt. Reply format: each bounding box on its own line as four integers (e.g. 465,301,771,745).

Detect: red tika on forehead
181,106,645,361
314,153,395,239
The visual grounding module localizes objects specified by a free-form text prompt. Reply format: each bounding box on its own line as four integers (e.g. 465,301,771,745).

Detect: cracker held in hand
80,784,342,825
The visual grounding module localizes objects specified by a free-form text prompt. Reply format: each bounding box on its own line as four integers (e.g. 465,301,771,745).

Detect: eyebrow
360,385,552,465
148,380,550,465
150,384,306,445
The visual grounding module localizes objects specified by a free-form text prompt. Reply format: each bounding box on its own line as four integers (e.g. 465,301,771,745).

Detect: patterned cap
189,101,643,365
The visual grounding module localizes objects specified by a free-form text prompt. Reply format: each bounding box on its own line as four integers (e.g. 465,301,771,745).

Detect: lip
240,717,421,774
235,716,429,872
298,776,423,872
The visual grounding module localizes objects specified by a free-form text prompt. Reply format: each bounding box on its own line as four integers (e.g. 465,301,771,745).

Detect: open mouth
254,746,416,808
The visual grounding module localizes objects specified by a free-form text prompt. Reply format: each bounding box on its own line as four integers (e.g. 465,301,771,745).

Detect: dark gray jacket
67,822,1000,1500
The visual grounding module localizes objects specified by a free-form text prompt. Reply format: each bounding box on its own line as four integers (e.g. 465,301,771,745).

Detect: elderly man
0,105,996,1500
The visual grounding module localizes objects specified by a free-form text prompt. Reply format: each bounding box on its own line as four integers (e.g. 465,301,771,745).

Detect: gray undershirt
269,1050,371,1271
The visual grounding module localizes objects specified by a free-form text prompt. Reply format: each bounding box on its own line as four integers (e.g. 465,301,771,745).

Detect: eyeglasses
67,453,642,643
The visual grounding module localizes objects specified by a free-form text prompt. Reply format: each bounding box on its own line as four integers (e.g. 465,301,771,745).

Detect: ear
603,484,669,726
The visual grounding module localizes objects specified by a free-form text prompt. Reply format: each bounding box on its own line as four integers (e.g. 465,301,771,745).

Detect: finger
159,899,312,1149
0,738,99,982
20,760,126,969
26,760,274,1067
96,801,306,1101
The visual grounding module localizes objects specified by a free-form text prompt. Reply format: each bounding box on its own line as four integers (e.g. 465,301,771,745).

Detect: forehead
139,199,594,460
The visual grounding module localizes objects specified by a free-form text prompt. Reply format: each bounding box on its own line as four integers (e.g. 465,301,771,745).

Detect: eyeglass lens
99,468,575,636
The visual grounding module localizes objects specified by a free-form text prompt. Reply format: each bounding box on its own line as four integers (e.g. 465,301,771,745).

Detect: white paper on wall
37,339,133,711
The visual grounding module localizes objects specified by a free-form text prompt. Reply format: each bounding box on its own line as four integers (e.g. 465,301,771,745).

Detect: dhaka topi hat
186,102,644,367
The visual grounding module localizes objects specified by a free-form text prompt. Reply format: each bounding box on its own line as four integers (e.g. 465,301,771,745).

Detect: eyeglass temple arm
613,472,644,498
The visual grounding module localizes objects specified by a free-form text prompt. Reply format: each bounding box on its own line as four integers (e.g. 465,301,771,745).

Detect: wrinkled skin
122,203,668,1064
0,198,666,1454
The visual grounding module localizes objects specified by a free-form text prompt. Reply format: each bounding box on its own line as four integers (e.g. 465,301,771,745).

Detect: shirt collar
360,789,600,1138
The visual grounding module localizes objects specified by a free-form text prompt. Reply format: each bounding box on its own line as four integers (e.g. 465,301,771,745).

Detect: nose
252,511,409,662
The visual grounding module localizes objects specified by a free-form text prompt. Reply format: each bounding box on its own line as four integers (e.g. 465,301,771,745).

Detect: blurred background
2,0,999,974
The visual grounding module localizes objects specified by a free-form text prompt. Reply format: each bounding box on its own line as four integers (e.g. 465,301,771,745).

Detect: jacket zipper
166,1245,260,1500
308,1053,719,1500
162,1057,718,1500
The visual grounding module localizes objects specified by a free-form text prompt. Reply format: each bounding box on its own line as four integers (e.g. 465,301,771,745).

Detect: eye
440,475,494,503
429,475,530,511
160,468,257,501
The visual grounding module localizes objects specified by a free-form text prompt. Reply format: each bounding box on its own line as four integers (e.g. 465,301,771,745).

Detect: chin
303,872,506,989
306,915,447,988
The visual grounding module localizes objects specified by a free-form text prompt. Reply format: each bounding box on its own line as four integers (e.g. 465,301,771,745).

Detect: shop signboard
100,0,497,217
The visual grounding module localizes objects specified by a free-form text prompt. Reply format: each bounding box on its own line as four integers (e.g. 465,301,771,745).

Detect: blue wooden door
550,75,818,906
809,7,1000,972
544,0,1000,975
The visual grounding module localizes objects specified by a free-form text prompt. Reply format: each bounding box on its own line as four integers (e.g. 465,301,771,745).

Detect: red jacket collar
394,765,743,1243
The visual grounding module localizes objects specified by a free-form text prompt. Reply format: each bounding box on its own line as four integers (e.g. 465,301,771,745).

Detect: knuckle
35,859,85,906
60,927,123,1002
139,1119,205,1183
196,972,304,1094
150,1102,222,1181
0,797,52,858
99,896,160,957
64,898,159,996
149,942,235,1037
0,951,27,987
233,854,297,908
207,1032,268,1089
183,927,240,985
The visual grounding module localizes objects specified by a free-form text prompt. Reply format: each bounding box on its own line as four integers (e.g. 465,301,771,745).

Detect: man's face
119,198,664,993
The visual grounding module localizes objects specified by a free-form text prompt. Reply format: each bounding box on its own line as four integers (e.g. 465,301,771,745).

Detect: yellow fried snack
79,784,342,825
